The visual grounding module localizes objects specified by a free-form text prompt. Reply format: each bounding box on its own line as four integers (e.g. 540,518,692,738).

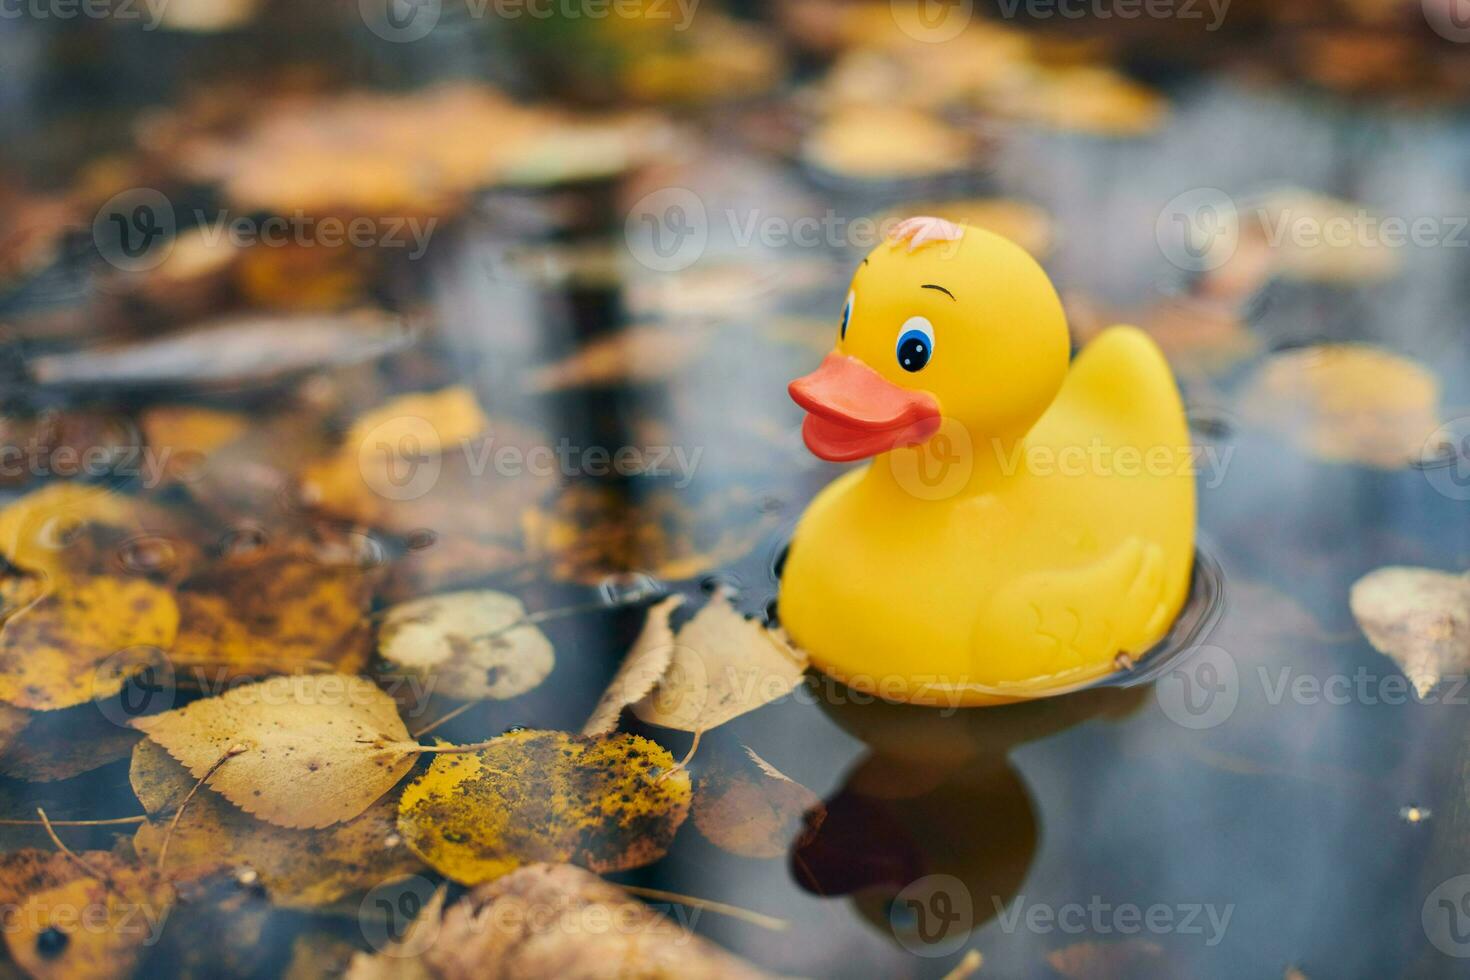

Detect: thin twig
411,701,478,738
36,807,113,883
156,743,248,871
0,816,145,827
619,884,788,932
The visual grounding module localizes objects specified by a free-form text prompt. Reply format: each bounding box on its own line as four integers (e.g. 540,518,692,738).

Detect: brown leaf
582,595,681,735
1351,566,1470,697
1046,940,1170,980
525,325,707,393
633,590,808,734
693,747,824,859
0,702,138,782
130,739,422,908
346,863,774,980
131,674,416,829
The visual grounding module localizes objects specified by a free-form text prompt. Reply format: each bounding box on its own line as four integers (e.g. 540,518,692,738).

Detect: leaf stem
0,816,146,827
36,807,114,885
618,884,788,932
156,743,248,870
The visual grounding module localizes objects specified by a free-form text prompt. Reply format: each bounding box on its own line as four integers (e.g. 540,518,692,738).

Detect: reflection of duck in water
792,684,1151,954
782,218,1196,704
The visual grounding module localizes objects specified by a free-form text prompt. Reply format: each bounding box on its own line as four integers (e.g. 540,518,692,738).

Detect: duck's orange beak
789,353,941,462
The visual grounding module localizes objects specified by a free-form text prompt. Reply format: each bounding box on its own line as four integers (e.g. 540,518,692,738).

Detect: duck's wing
1032,324,1191,454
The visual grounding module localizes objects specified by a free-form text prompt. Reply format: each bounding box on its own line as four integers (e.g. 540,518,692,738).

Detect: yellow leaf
131,674,416,829
378,590,554,701
347,863,774,980
0,485,134,584
0,576,179,711
693,747,824,859
397,730,691,885
130,740,422,908
1238,344,1441,468
2,857,173,980
632,590,808,733
169,543,375,677
582,594,681,734
1351,567,1470,698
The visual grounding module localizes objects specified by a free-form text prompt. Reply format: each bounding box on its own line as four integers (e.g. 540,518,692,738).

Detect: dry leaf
0,484,138,584
693,747,823,859
0,575,179,711
1066,292,1258,378
582,595,681,734
131,674,416,829
1046,940,1170,979
139,405,249,484
130,739,422,908
347,863,773,980
0,702,138,782
1351,567,1470,697
1238,344,1441,468
377,590,554,701
523,484,776,586
169,542,376,677
3,855,174,980
633,590,808,733
397,730,691,885
524,325,706,393
804,106,972,180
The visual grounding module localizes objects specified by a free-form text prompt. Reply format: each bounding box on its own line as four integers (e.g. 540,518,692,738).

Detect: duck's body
781,219,1195,706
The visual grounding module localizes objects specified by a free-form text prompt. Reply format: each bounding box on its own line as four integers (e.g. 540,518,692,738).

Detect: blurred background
1,1,1470,978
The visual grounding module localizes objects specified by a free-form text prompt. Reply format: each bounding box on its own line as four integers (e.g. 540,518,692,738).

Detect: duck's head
789,217,1069,462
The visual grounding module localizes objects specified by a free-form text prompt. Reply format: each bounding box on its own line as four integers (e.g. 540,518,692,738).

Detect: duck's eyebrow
921,283,955,300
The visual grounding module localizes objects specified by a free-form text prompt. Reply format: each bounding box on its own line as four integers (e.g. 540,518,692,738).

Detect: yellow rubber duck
781,217,1196,706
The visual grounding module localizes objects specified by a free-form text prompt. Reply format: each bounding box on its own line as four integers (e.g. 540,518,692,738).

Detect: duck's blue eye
895,317,934,372
840,292,854,340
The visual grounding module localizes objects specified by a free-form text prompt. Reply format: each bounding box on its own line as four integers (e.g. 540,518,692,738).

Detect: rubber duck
781,217,1196,706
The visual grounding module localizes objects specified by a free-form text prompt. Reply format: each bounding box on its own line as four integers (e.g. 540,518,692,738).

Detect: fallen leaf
130,739,422,908
1066,292,1258,378
524,325,707,393
169,542,376,677
397,730,691,885
523,484,777,586
139,405,249,484
804,106,973,180
1046,940,1170,979
3,856,174,980
582,595,681,735
236,239,369,310
1238,344,1442,468
0,702,138,782
0,575,179,711
131,674,417,829
1351,567,1470,697
633,590,808,733
346,863,773,980
693,747,824,859
377,590,554,701
0,484,138,584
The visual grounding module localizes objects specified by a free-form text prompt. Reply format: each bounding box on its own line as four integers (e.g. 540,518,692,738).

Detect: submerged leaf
633,591,808,734
397,730,691,885
1238,344,1441,468
377,590,554,701
130,740,422,908
347,863,773,980
0,702,138,782
131,674,415,829
0,576,178,711
1351,567,1470,697
693,747,824,859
